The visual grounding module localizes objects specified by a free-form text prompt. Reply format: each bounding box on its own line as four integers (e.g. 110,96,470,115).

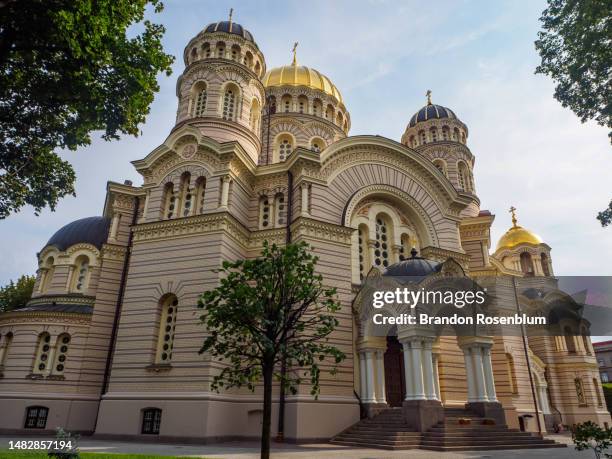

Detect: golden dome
496,207,543,251
263,59,343,104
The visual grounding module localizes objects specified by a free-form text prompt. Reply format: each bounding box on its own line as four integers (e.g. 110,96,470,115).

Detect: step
421,443,566,451
335,436,422,445
338,432,422,441
420,438,558,447
330,440,421,450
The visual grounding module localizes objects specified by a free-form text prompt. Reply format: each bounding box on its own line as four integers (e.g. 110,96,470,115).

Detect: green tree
0,275,35,313
572,420,612,459
198,242,345,459
0,0,174,218
534,0,612,226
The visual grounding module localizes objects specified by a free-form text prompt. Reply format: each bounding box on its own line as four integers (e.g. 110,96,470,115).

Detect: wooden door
384,336,405,407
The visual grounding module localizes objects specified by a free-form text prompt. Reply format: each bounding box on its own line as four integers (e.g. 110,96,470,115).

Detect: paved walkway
0,434,592,458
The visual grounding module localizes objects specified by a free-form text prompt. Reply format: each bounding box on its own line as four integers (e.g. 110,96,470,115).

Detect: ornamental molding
26,295,95,307
343,184,440,247
291,217,354,246
112,194,136,212
0,312,91,326
494,243,551,259
250,228,286,248
100,244,128,261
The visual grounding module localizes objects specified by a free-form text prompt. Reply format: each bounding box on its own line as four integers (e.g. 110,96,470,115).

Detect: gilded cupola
496,207,543,251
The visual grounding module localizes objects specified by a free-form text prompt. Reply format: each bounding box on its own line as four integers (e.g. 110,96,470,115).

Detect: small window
156,296,178,364
25,406,49,429
142,408,162,434
223,88,236,120
259,196,270,229
575,377,586,406
275,193,286,227
193,86,207,117
33,333,51,374
52,334,70,375
595,378,604,406
602,372,609,383
72,256,89,292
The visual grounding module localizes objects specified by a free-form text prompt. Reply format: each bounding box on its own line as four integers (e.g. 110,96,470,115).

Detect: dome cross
292,42,299,66
426,89,432,105
509,206,518,227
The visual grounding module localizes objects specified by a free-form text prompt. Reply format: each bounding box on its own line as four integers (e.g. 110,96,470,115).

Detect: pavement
0,434,595,458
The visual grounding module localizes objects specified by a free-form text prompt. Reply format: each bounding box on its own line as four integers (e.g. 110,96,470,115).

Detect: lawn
0,452,197,458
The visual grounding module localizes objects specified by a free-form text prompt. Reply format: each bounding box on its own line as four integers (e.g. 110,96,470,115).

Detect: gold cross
426,89,432,105
292,42,299,65
509,206,517,227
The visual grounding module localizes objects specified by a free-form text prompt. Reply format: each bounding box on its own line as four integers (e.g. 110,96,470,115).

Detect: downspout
512,275,543,434
93,196,139,430
276,170,293,442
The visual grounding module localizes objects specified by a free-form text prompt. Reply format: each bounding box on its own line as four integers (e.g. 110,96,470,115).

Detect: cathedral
0,17,609,449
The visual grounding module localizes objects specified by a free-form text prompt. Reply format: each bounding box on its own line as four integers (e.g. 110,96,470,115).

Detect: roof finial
229,8,234,23
509,206,518,228
426,89,432,105
291,42,299,66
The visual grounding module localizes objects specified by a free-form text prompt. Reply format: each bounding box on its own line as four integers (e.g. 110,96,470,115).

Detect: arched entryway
384,336,405,406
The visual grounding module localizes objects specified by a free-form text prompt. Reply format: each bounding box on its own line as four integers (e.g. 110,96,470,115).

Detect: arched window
142,408,162,434
254,61,261,75
156,295,178,364
506,354,518,394
430,127,438,142
33,332,51,374
433,159,447,176
192,83,207,117
222,86,237,120
202,42,211,58
249,98,261,132
259,196,271,229
325,105,334,120
52,333,70,375
215,41,225,58
419,130,426,145
281,94,292,113
442,126,450,141
275,193,286,227
297,95,308,114
276,135,293,162
594,378,604,406
336,112,344,126
190,47,197,63
582,333,592,355
520,252,534,275
313,99,322,117
564,328,576,353
163,183,176,219
461,131,466,143
575,378,586,405
399,233,412,261
71,255,89,292
194,177,206,214
179,172,192,217
540,253,550,276
453,127,460,141
458,162,471,191
40,256,55,293
358,224,369,281
25,406,49,429
310,138,324,153
243,51,253,69
374,215,392,268
230,44,240,61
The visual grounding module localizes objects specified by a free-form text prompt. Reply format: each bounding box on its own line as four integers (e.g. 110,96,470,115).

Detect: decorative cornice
101,244,128,261
291,217,354,245
0,311,91,325
26,295,95,307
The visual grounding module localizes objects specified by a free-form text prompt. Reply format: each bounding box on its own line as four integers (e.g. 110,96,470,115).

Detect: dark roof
384,248,441,281
203,21,256,44
44,216,110,251
10,303,93,314
409,103,458,127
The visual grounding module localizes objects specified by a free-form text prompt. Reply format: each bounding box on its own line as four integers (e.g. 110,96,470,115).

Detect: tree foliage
0,274,35,313
198,241,345,459
535,0,611,140
0,0,174,218
597,201,612,227
572,420,612,459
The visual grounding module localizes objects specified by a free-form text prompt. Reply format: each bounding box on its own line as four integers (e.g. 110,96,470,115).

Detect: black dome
45,216,110,251
204,21,256,45
409,103,458,127
384,249,441,280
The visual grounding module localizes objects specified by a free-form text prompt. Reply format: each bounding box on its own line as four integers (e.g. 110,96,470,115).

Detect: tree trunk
260,361,274,459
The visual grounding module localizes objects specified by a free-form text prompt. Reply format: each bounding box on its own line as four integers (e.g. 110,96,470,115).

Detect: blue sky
1,0,611,284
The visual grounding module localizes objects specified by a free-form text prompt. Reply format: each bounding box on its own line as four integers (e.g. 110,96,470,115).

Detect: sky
1,0,611,285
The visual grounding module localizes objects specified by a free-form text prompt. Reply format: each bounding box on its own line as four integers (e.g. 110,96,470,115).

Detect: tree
0,275,35,313
198,242,346,459
534,0,612,226
572,420,612,459
0,0,174,218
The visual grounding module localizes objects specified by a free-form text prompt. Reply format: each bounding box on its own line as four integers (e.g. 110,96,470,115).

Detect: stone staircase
331,407,565,451
420,407,565,451
330,407,422,450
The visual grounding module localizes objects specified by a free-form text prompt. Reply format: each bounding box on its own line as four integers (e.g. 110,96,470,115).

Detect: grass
0,452,196,458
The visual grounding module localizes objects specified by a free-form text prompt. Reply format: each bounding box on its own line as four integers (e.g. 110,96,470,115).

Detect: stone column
220,176,231,209
463,347,478,402
422,341,437,400
359,352,367,400
109,212,120,241
432,353,441,401
410,340,426,400
65,265,74,290
376,350,387,404
301,183,310,217
365,351,377,403
402,341,414,400
471,346,488,402
482,346,497,402
140,190,150,223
